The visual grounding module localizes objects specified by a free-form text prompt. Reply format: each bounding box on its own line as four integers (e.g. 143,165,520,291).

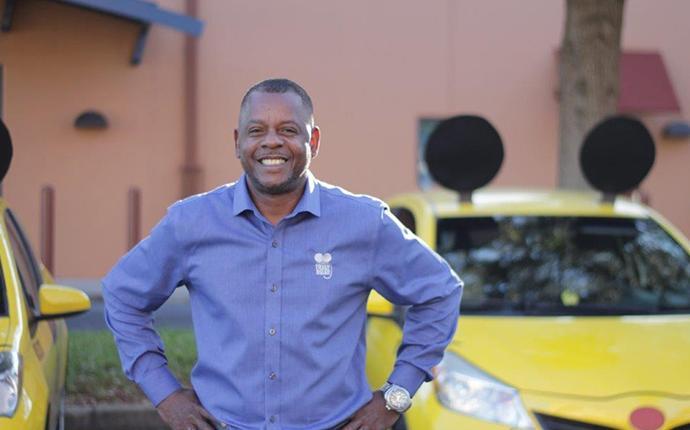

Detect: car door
4,209,60,426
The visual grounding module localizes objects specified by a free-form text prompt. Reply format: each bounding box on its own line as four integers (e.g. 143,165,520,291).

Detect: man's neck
247,180,306,225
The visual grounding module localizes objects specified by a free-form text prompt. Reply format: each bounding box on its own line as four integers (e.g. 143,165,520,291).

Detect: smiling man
102,79,462,430
234,84,320,224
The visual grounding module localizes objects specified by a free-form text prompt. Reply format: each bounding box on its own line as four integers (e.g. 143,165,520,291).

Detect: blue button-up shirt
103,173,462,430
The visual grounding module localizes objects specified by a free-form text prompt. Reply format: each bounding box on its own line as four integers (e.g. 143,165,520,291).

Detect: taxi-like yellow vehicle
366,115,690,430
0,119,91,430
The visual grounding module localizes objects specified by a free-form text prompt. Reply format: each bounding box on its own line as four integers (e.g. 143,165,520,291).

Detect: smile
260,158,287,166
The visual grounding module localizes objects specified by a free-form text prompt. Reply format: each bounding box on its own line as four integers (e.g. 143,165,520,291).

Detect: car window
392,207,416,234
4,209,42,317
437,216,690,316
0,257,6,317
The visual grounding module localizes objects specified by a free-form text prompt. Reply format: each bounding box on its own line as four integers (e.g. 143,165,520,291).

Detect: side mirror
366,290,394,317
38,284,91,319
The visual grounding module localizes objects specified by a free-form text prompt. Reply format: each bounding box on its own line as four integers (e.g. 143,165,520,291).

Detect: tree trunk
559,0,625,189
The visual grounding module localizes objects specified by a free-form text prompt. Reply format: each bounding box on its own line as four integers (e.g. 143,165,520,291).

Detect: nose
262,129,284,148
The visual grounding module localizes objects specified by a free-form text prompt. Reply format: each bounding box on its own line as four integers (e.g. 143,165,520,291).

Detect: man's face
235,91,320,196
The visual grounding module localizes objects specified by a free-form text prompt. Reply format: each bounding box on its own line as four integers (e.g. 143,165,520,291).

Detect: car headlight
0,351,22,417
434,351,534,429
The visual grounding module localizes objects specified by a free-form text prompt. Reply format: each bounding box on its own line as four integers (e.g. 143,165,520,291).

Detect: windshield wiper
461,301,526,315
461,300,690,316
523,303,666,316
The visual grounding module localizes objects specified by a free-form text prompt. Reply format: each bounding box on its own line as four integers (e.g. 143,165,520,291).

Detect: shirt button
269,372,277,380
269,328,276,336
271,240,279,248
271,284,278,292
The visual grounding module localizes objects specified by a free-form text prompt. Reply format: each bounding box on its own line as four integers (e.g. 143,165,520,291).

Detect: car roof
388,187,651,219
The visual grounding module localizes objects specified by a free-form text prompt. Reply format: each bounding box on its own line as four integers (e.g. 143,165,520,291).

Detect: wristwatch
380,382,412,413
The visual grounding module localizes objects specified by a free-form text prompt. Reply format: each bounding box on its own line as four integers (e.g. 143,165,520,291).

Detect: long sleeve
369,205,463,396
102,206,187,406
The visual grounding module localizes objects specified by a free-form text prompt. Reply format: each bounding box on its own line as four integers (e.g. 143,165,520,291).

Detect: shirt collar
232,172,321,218
289,171,321,218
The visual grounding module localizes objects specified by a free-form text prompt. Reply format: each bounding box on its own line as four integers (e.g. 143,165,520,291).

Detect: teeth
260,158,286,165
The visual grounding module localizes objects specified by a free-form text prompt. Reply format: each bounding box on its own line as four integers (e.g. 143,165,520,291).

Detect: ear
234,129,240,158
309,126,321,159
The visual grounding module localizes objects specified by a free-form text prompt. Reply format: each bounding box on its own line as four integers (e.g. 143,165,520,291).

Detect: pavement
57,278,190,303
61,278,193,330
68,299,193,330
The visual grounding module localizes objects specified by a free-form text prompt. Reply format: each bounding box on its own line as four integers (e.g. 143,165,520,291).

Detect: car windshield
437,216,690,316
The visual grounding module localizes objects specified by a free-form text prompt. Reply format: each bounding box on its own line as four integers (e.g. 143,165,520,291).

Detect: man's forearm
103,284,182,406
388,286,462,395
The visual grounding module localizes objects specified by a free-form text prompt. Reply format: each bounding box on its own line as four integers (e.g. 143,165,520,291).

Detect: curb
66,403,166,430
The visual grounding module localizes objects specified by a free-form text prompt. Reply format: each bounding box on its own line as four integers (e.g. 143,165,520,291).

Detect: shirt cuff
388,362,428,397
137,364,182,406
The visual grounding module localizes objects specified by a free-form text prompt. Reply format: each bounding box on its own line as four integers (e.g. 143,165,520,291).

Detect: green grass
67,329,196,405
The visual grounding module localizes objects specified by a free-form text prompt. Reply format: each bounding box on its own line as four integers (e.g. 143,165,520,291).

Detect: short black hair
240,78,314,117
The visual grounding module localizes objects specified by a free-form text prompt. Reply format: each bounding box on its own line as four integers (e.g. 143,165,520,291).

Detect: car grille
535,413,619,430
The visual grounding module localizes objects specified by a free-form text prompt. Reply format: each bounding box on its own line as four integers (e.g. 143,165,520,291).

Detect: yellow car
0,119,91,430
366,115,690,430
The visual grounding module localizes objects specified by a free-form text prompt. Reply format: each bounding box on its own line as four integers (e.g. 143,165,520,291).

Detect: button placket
264,229,284,425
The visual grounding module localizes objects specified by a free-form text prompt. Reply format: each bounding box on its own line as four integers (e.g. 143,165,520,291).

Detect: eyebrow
245,120,302,128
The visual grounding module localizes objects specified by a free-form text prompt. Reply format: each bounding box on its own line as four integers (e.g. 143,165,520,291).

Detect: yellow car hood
451,315,690,397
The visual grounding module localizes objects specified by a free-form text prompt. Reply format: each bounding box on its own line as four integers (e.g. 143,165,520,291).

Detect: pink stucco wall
0,0,187,277
0,0,688,278
622,1,690,238
197,1,564,195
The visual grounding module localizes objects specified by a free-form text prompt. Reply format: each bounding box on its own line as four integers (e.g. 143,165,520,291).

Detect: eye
248,127,263,135
282,127,298,135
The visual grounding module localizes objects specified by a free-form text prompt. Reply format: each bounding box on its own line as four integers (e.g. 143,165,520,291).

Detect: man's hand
156,388,225,430
342,391,401,430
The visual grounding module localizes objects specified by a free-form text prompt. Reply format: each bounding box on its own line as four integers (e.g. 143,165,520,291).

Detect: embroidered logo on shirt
314,252,333,279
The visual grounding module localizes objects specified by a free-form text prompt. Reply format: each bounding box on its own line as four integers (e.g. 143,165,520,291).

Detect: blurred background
0,0,688,285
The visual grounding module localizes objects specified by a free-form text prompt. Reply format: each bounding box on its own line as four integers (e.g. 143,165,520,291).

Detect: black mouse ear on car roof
425,115,504,202
0,119,12,184
579,115,655,202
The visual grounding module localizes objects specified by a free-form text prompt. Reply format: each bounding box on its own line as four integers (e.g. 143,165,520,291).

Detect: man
103,79,462,430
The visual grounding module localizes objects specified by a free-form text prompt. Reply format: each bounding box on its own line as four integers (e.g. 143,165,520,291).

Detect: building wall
622,0,690,238
197,0,564,195
0,0,187,277
0,0,689,278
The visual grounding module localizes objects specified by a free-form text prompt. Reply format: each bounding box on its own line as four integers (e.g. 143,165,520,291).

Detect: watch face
387,387,411,411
